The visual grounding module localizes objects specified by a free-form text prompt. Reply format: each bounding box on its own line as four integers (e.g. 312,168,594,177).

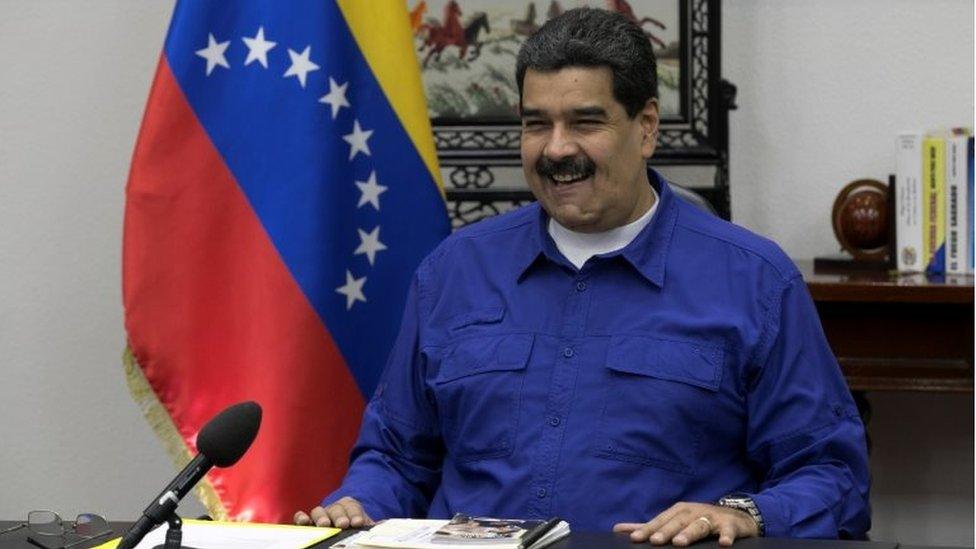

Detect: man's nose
543,125,580,160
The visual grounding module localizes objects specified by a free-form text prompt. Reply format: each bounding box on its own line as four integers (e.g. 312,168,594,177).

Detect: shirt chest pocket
432,333,533,462
594,336,724,475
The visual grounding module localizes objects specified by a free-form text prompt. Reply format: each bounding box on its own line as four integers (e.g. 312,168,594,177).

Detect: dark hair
516,7,658,118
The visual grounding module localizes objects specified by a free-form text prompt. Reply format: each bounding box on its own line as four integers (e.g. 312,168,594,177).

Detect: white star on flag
283,45,319,88
355,171,388,211
195,33,230,76
343,119,373,160
242,27,276,68
354,226,388,266
336,270,367,310
318,77,350,119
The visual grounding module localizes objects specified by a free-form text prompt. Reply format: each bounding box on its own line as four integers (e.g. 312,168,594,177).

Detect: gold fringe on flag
123,347,229,520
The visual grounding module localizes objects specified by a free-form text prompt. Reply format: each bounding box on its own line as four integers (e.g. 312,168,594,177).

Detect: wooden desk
798,261,973,393
0,521,904,549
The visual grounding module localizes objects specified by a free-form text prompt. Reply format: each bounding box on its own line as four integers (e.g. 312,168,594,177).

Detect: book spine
946,135,968,274
969,136,974,273
922,135,946,274
895,132,924,271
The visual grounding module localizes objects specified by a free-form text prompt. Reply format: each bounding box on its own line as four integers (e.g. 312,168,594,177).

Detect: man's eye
522,120,547,129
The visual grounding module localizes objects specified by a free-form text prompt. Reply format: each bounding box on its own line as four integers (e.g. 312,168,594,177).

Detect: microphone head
197,401,262,467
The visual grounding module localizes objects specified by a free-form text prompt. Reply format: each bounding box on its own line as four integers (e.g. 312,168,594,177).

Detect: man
296,8,870,545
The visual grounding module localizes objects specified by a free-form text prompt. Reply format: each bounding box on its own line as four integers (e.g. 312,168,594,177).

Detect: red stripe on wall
123,56,365,522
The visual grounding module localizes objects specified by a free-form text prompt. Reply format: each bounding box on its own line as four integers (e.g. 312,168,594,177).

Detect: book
431,514,563,545
945,132,970,274
922,134,946,273
344,515,570,549
969,136,974,273
895,132,925,271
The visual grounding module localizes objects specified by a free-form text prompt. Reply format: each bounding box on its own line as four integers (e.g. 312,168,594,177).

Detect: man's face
520,66,659,233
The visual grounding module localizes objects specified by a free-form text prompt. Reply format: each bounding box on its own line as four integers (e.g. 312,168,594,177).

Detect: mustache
535,155,595,178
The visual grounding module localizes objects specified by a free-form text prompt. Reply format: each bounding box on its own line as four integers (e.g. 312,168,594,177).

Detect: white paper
96,520,338,549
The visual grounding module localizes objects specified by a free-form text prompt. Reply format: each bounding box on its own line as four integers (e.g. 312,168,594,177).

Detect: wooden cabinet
799,261,973,392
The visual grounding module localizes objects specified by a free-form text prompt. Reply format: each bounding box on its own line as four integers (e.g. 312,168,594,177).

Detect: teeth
551,173,587,184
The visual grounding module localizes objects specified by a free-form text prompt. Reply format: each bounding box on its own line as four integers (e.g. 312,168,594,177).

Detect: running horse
419,5,491,66
606,0,668,49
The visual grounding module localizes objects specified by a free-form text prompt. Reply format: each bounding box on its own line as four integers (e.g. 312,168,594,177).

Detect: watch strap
717,494,765,536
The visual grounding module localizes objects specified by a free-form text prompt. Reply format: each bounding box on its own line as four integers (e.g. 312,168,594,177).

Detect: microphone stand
154,513,202,549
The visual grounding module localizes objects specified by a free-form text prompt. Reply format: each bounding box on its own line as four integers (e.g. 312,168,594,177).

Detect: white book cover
895,132,924,271
945,134,969,274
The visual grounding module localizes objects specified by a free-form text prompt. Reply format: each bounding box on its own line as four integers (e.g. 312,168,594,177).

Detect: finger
310,506,332,527
293,511,311,526
647,514,694,545
672,516,713,547
325,504,351,528
336,498,369,528
718,523,737,546
611,523,645,533
643,507,680,535
630,504,685,543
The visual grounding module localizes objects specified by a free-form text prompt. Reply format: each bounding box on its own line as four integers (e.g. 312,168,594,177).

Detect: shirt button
548,416,561,427
575,281,587,292
536,488,547,498
562,347,574,358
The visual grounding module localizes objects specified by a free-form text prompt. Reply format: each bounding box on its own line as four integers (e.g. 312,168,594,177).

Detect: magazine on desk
336,514,570,549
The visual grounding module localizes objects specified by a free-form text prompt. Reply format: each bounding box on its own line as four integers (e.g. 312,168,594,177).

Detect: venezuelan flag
123,0,449,522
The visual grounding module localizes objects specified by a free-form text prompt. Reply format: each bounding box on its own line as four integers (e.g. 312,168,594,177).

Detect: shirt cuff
749,491,788,539
321,489,384,522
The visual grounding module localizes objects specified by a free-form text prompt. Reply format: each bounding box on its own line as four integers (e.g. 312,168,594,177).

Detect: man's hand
293,496,374,529
613,502,759,546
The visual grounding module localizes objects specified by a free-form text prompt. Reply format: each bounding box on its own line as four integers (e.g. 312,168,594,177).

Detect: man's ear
639,98,660,158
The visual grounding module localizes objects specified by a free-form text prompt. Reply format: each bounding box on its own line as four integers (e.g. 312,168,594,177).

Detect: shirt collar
515,168,679,287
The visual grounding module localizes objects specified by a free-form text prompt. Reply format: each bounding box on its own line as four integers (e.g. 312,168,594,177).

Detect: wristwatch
717,494,765,536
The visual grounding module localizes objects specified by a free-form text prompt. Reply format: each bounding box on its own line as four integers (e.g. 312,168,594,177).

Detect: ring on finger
695,516,713,530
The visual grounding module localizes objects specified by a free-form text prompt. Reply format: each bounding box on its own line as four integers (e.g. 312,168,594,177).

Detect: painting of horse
413,0,682,123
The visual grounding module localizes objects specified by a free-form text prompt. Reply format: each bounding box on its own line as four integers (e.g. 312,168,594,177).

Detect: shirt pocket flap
606,336,723,392
448,306,505,332
435,333,533,383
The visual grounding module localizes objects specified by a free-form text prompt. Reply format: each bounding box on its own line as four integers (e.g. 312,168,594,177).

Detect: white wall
0,0,206,521
0,1,971,546
725,0,974,258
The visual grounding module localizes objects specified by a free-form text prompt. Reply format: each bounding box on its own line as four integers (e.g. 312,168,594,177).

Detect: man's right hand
294,497,374,529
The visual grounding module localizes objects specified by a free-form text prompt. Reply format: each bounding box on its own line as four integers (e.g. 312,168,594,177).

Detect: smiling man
296,8,870,545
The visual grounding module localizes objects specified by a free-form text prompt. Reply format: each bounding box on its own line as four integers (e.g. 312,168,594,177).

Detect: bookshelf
798,261,973,392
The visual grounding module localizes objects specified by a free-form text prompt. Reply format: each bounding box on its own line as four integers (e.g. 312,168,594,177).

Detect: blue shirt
324,170,871,538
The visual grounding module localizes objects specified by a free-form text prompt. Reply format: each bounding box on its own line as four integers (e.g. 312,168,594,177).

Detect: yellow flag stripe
335,0,444,194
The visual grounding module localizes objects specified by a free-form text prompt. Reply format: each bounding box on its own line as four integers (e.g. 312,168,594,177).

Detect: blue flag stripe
163,0,448,397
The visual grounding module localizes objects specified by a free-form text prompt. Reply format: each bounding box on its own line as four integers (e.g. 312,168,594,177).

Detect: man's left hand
613,502,759,546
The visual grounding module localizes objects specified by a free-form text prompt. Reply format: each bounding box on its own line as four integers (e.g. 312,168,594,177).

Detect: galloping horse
420,11,491,66
606,0,668,49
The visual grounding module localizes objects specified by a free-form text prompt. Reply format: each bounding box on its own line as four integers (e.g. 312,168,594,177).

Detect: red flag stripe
123,56,365,522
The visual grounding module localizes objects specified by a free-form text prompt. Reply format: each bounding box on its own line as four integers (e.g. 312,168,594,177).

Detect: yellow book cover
922,135,946,272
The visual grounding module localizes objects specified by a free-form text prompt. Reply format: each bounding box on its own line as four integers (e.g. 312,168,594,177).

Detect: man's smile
549,172,590,185
537,154,596,189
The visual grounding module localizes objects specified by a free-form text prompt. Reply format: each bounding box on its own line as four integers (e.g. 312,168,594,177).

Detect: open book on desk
334,514,569,549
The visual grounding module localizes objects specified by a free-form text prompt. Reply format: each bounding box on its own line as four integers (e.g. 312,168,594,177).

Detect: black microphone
116,401,262,549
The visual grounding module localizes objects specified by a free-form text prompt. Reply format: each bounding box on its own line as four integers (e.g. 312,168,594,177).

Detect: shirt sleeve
742,274,871,539
321,269,444,520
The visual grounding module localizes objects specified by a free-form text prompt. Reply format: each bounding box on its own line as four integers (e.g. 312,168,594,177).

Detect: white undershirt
547,185,660,269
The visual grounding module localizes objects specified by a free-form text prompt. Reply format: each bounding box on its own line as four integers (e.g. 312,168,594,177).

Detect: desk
0,521,916,549
798,261,974,393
